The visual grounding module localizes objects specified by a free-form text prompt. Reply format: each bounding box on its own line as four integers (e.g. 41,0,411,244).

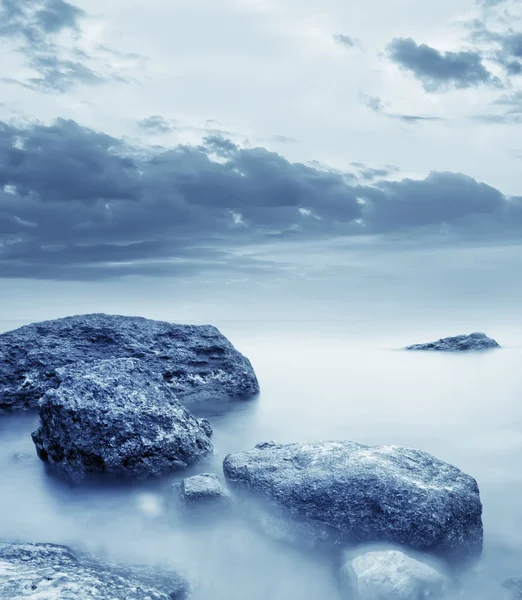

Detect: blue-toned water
0,317,521,599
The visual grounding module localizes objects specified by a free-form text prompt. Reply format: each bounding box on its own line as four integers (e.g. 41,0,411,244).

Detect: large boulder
32,358,213,483
405,332,500,352
0,540,187,599
0,313,259,411
339,547,450,600
223,441,483,564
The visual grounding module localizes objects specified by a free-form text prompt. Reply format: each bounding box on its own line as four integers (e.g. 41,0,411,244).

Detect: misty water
1,317,522,599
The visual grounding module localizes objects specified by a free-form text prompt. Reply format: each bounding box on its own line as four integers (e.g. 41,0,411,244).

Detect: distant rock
0,313,259,411
32,358,213,483
0,540,187,599
339,547,449,600
503,577,522,599
176,473,231,505
405,332,500,352
223,441,483,564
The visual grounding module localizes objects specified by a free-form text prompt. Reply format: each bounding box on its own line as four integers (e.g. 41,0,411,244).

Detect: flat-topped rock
405,332,500,352
0,541,187,599
223,441,483,564
32,358,213,483
339,547,450,600
176,473,231,505
0,313,259,411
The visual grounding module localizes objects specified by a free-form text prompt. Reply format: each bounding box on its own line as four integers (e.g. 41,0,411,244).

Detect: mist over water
1,317,522,599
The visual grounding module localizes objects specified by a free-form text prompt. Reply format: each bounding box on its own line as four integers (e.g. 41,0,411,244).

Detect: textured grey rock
32,358,213,483
339,547,449,600
405,332,500,352
0,540,187,599
0,313,259,411
223,441,483,564
176,473,231,505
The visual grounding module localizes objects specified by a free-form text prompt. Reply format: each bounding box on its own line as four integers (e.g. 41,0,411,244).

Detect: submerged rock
339,547,449,600
176,473,231,505
405,332,500,352
503,577,522,599
0,313,259,411
32,358,213,483
223,441,483,564
0,540,187,599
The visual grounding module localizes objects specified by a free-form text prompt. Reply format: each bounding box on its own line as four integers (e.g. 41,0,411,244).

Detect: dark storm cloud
0,119,520,280
387,37,498,91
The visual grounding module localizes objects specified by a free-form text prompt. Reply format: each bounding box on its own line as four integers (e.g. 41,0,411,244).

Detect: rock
0,313,259,411
0,540,187,599
32,358,213,483
176,473,231,505
503,577,522,598
339,547,450,600
223,441,483,564
405,332,500,352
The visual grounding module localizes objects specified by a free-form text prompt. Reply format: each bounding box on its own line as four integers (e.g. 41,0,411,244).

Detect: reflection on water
1,318,522,598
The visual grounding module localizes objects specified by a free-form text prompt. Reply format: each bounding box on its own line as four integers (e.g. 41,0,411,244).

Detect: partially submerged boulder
176,473,231,505
405,332,500,352
0,540,187,599
503,577,522,599
32,358,213,483
223,441,483,564
0,313,259,411
339,547,449,600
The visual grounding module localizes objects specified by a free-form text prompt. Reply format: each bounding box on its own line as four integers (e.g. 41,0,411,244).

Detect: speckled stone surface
0,541,187,599
0,313,259,411
224,441,483,564
177,473,231,504
405,332,500,352
32,358,213,483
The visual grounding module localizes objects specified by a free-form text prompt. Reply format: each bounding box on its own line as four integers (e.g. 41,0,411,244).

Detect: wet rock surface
0,540,187,599
32,358,213,483
405,332,500,352
339,547,449,600
223,441,483,563
0,313,259,411
176,473,231,505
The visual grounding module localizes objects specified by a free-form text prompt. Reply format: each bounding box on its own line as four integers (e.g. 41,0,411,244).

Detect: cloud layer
0,118,521,280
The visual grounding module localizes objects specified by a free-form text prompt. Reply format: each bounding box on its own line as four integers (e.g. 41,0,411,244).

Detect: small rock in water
339,547,450,600
405,332,500,352
32,358,213,483
0,540,187,599
223,440,483,564
176,473,231,505
503,577,522,598
0,313,259,411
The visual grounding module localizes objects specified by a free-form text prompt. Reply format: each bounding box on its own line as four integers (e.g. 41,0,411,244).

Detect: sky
0,0,521,323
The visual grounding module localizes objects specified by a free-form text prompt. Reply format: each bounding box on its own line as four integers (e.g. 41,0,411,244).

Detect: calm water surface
1,317,521,599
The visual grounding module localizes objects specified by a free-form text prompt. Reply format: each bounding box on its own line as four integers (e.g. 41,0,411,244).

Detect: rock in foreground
0,541,187,599
339,547,449,600
405,332,500,352
32,358,213,483
176,473,231,505
0,313,259,411
223,441,483,564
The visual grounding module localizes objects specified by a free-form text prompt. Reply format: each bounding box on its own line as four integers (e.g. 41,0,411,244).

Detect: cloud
473,91,522,123
138,116,178,135
333,34,360,49
0,118,520,280
0,0,128,93
362,94,442,123
387,37,499,91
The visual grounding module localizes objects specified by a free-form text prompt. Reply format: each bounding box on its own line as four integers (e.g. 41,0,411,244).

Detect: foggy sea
1,318,522,599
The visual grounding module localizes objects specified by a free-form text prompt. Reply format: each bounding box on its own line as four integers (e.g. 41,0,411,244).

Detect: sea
1,316,521,599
